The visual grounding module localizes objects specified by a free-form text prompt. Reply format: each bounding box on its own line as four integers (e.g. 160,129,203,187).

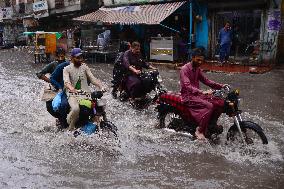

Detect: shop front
206,0,282,64
74,1,188,62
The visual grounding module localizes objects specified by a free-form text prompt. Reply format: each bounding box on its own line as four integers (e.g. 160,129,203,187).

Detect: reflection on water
0,49,283,188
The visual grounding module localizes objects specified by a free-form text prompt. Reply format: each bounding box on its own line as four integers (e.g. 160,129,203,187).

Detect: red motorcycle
156,86,268,145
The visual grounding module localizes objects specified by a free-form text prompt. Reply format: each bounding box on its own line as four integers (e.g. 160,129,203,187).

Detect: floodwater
0,49,283,188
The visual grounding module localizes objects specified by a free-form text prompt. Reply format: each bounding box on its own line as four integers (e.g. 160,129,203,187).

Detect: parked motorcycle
156,86,268,145
69,90,118,137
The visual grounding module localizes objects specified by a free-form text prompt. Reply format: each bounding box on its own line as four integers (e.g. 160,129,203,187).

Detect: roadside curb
151,61,273,74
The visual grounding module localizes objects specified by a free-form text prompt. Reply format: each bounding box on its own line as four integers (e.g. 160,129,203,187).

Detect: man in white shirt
63,48,105,130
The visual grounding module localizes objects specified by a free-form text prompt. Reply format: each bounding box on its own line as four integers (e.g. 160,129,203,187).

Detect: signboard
103,0,174,6
45,34,57,54
33,0,49,18
0,7,14,21
267,10,281,31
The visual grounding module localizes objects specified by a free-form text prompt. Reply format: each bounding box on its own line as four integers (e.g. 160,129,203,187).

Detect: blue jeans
57,92,69,128
219,43,231,62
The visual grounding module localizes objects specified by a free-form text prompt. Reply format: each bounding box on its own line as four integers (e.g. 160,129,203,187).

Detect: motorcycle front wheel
100,121,118,137
227,121,268,145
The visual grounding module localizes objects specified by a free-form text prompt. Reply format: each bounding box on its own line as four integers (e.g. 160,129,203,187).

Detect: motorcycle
116,69,164,109
69,90,118,137
156,86,268,145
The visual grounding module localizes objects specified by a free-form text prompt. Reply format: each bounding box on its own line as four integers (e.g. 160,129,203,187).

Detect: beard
73,61,82,67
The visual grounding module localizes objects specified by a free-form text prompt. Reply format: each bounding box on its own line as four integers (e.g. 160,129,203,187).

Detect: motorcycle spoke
228,127,264,145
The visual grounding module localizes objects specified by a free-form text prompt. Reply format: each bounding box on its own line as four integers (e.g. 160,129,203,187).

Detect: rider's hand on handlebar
222,84,230,89
100,87,107,93
149,65,157,70
134,69,141,75
69,88,78,93
202,89,213,95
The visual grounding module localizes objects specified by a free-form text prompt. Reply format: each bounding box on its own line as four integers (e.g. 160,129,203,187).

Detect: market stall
23,31,62,63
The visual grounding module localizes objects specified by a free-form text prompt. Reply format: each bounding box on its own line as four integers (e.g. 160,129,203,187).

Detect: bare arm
129,65,141,75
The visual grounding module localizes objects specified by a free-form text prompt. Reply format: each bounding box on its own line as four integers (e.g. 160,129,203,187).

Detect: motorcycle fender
156,103,175,117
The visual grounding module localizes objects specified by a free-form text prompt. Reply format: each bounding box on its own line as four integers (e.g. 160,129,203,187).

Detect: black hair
119,41,130,52
131,41,140,48
55,47,66,56
191,48,204,57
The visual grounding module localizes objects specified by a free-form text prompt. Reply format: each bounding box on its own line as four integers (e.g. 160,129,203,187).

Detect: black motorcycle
70,90,118,137
119,69,164,109
156,86,268,145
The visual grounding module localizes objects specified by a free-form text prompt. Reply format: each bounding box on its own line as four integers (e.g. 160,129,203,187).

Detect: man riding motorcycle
63,48,106,131
50,60,71,129
122,41,156,100
36,47,67,127
180,48,227,140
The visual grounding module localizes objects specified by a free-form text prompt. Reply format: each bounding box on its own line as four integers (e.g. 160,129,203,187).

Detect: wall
195,3,209,51
259,0,282,64
276,0,284,63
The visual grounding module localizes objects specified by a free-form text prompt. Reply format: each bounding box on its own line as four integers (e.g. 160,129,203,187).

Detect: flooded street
0,49,283,188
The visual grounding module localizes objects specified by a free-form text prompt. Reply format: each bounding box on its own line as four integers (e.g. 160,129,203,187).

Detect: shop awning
73,1,186,25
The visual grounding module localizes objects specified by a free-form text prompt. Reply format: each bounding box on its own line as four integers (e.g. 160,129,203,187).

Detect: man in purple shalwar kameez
180,50,226,140
123,41,156,98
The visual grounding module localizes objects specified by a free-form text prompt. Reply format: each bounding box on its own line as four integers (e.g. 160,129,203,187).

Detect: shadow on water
0,49,283,188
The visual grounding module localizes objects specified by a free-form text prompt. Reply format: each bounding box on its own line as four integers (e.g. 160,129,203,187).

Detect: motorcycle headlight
235,89,240,96
157,75,163,83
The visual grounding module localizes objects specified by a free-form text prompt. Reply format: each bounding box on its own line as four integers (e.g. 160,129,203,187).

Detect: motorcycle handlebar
212,85,231,97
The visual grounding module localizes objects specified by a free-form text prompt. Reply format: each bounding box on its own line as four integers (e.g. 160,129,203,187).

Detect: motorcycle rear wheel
227,121,268,145
158,111,194,133
100,121,118,137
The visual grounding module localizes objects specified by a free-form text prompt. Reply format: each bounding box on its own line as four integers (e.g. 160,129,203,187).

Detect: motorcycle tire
227,121,268,145
100,121,118,137
158,110,194,134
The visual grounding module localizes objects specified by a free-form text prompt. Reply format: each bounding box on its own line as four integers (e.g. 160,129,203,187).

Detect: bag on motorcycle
52,91,68,112
52,91,63,112
80,122,97,135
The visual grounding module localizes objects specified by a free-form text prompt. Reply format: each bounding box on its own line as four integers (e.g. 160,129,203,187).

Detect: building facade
0,0,100,46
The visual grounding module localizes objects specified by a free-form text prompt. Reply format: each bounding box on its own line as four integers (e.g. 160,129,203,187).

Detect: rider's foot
195,129,206,140
68,126,76,131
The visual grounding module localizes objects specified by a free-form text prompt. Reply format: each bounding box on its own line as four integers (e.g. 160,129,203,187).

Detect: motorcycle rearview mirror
158,75,163,83
91,91,103,99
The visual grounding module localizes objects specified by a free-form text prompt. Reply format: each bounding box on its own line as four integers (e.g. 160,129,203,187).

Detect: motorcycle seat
159,92,195,121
